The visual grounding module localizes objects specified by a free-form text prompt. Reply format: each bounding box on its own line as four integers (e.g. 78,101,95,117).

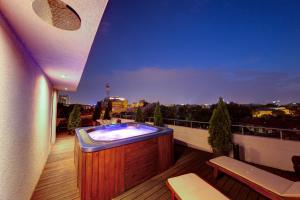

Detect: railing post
280,130,283,140
191,121,192,128
174,119,175,126
242,126,244,135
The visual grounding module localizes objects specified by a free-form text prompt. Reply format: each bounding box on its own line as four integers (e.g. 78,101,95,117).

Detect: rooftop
31,133,299,200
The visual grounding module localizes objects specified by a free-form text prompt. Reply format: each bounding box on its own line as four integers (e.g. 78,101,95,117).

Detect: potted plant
67,105,81,135
208,97,233,156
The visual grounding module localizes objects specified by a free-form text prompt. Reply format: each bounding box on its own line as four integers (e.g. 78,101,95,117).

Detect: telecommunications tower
105,83,110,97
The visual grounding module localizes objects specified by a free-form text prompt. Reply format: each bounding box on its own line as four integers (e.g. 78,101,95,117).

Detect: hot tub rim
75,122,173,153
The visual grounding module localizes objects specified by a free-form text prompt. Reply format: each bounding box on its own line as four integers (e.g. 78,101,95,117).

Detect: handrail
120,115,300,141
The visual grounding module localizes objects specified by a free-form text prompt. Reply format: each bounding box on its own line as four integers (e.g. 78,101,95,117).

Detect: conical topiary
154,102,163,127
208,97,233,155
135,107,145,123
92,101,102,121
67,105,81,134
103,106,111,120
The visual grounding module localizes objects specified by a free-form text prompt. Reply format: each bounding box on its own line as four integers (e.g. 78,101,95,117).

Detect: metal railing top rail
155,118,210,124
231,124,299,132
122,115,299,132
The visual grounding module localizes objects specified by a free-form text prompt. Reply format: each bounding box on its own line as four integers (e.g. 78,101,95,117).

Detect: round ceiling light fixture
32,0,81,31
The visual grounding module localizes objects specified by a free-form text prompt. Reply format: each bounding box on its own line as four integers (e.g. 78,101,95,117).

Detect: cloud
95,67,300,104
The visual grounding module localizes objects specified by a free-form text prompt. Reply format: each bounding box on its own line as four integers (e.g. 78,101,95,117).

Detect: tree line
139,102,254,124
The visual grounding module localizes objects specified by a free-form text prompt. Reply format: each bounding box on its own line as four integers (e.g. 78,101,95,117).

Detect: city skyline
64,0,300,105
61,91,298,106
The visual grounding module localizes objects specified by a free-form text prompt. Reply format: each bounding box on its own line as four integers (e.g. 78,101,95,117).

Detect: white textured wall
169,124,300,171
0,15,53,200
233,135,300,172
170,125,300,171
167,125,213,153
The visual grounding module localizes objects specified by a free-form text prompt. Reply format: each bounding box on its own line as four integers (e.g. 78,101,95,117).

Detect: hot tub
74,122,173,200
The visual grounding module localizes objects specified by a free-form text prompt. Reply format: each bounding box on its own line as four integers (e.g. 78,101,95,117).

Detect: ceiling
0,0,108,91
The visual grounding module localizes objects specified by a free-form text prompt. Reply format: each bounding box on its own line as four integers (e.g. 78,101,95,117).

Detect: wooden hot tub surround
74,124,173,200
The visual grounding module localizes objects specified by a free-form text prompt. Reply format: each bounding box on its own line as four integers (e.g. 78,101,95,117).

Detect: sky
64,0,300,105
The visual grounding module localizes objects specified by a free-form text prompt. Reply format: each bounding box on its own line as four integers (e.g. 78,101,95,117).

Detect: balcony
1,1,300,199
31,121,299,200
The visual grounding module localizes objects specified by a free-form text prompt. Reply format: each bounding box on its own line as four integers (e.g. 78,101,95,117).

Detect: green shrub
67,105,81,134
103,106,111,120
154,102,163,127
92,101,102,121
208,97,233,155
135,107,145,123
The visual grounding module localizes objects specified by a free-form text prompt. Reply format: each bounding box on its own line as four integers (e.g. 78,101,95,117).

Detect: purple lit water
88,125,158,141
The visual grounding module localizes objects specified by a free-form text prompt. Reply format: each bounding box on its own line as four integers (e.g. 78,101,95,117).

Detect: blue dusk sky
64,0,300,105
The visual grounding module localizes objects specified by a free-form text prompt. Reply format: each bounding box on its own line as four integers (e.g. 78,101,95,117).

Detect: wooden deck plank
134,181,166,200
114,143,297,200
144,185,169,200
31,133,80,200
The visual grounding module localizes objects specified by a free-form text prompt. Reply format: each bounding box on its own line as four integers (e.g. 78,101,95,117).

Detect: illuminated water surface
88,125,158,141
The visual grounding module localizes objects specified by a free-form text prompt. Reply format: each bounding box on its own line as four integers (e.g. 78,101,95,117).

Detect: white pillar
51,90,57,144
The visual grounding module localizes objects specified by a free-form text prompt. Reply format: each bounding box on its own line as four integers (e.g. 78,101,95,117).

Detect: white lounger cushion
283,182,300,197
167,173,229,200
209,156,295,196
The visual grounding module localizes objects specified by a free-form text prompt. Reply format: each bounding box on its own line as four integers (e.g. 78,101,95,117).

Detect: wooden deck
32,134,298,200
31,134,80,200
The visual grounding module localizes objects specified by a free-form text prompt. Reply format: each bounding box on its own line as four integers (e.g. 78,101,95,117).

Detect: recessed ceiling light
61,75,66,78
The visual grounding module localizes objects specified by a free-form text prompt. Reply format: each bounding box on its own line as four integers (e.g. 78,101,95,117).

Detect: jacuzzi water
87,124,158,141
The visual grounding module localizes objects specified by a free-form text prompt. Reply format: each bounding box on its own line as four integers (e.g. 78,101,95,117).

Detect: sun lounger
207,156,300,200
166,173,229,200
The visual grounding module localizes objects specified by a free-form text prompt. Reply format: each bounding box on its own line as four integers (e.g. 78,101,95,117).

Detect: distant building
105,83,110,97
276,107,293,115
203,104,211,108
253,108,273,117
102,96,128,114
253,106,293,118
58,94,69,105
80,104,94,115
129,99,146,108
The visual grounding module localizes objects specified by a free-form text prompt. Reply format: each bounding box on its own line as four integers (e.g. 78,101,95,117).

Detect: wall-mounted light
64,88,68,91
61,75,66,79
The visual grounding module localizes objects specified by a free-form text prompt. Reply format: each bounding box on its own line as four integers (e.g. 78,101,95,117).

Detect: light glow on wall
33,75,51,139
0,14,53,199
